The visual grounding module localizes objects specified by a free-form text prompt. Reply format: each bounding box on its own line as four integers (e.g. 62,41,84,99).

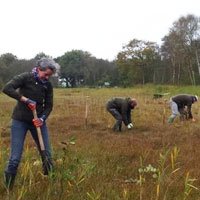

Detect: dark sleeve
121,103,129,126
186,96,193,119
2,73,28,101
186,104,193,119
127,109,132,123
40,82,53,120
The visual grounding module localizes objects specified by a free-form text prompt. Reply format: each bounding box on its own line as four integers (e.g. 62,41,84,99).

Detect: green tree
57,50,117,87
58,50,91,87
116,39,161,86
34,52,52,60
161,14,200,85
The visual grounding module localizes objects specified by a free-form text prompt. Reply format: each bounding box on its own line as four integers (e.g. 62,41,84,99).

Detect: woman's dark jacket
2,72,53,123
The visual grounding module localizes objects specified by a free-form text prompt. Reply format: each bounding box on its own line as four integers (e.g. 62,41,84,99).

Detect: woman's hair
37,58,57,73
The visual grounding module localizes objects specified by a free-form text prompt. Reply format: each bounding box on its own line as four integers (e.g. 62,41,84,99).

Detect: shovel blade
41,150,53,175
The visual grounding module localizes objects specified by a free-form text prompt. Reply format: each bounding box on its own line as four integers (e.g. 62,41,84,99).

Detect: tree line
0,14,200,88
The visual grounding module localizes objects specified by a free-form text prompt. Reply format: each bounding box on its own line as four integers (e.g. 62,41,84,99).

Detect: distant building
104,82,110,87
58,78,72,88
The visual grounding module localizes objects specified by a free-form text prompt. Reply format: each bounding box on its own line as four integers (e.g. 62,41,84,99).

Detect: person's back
107,97,129,112
106,97,137,131
168,94,198,123
172,94,195,108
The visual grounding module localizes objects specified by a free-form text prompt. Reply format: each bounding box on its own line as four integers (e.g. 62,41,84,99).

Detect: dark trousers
107,108,122,131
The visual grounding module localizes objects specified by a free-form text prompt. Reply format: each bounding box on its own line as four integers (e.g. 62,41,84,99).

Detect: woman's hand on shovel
25,99,36,111
33,118,44,127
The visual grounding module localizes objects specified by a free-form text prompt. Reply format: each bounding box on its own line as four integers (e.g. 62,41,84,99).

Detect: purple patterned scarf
31,67,47,84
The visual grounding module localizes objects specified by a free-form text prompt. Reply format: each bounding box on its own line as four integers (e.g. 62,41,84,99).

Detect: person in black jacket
106,97,137,131
168,94,198,123
2,58,59,189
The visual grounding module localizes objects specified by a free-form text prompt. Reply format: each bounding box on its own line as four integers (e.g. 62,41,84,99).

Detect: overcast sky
0,0,199,61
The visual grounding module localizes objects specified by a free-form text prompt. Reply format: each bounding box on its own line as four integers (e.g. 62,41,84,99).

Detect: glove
129,123,134,128
25,99,36,111
32,118,44,127
127,123,133,129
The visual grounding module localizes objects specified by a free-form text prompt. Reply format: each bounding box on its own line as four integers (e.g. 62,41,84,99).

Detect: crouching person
168,94,198,124
2,58,58,189
106,97,137,132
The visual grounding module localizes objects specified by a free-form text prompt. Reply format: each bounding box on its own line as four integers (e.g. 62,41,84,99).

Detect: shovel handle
32,109,45,151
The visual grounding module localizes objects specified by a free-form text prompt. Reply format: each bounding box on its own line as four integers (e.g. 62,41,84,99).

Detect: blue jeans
5,119,52,175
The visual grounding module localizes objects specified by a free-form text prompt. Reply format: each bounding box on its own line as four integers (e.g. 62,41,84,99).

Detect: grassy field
1,85,200,199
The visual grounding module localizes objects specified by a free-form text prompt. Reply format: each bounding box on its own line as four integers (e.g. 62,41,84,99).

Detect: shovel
32,109,53,175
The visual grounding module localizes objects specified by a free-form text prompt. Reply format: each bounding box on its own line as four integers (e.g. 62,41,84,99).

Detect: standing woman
2,58,58,189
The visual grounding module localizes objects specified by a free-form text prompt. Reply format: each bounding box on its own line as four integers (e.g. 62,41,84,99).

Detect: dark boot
113,121,122,132
168,116,175,124
4,172,16,190
41,152,54,175
117,123,122,131
42,159,54,175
